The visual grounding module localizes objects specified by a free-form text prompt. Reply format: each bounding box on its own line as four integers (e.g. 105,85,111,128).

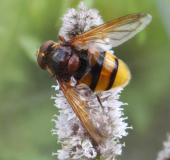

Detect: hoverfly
37,13,152,144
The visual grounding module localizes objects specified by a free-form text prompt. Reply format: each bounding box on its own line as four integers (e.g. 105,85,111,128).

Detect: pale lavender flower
157,134,170,160
51,2,130,160
59,2,103,40
59,2,112,51
52,84,130,160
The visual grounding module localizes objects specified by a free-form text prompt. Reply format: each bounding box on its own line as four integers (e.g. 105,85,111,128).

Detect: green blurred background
0,0,170,160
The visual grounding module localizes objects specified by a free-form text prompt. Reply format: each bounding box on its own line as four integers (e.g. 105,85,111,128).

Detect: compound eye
39,40,55,53
37,52,47,70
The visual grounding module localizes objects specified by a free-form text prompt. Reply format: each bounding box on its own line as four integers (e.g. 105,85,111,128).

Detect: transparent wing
70,13,152,49
59,80,104,144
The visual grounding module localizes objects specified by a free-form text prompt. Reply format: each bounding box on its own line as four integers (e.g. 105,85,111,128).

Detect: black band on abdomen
90,52,105,91
106,57,119,90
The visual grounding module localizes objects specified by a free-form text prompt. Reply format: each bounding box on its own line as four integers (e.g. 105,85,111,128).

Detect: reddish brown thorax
37,40,81,81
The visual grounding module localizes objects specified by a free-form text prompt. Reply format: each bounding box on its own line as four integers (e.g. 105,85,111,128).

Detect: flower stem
96,155,101,160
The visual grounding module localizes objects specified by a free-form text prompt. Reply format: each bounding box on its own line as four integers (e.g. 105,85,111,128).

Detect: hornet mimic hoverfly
37,13,152,144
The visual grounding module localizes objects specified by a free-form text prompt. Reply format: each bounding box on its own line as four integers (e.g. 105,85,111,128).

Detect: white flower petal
157,134,170,160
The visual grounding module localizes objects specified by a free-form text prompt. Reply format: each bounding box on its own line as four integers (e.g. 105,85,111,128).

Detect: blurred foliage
0,0,170,160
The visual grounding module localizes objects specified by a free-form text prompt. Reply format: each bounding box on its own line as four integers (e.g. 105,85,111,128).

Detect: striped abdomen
76,51,131,92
